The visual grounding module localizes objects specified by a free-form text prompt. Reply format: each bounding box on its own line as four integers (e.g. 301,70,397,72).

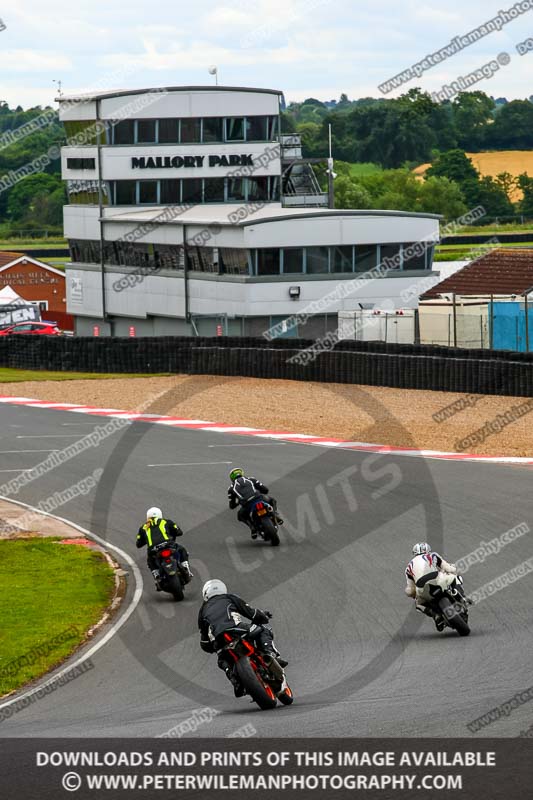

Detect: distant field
414,151,533,201
348,162,382,176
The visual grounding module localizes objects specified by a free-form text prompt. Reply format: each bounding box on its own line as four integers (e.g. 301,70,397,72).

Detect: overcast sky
1,0,531,108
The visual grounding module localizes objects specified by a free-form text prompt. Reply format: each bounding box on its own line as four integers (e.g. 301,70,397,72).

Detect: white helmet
202,579,227,602
146,506,163,521
413,542,431,556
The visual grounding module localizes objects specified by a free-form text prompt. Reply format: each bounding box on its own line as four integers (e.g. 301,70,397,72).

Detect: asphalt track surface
0,402,532,738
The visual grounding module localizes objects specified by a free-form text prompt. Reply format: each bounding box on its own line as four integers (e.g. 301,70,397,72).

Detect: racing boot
151,569,162,591
225,667,245,697
181,560,194,583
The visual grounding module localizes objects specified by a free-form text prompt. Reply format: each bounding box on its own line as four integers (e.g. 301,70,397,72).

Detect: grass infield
0,537,115,696
0,368,170,383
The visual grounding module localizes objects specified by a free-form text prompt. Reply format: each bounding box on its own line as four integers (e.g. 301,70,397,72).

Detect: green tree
487,100,533,148
517,173,533,216
426,149,479,183
451,92,495,150
7,173,64,221
417,176,467,219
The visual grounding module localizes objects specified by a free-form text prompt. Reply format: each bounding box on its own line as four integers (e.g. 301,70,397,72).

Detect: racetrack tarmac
0,402,532,738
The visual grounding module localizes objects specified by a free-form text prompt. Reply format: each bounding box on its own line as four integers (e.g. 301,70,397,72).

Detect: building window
203,178,224,203
331,245,353,273
306,246,329,274
246,116,267,141
187,246,216,272
160,179,181,204
225,117,245,142
402,243,428,270
114,181,137,204
180,118,201,143
248,176,269,201
257,249,281,275
267,116,279,140
67,179,102,204
282,248,304,274
155,244,182,270
355,245,377,273
380,244,402,271
64,120,105,145
227,177,245,202
138,180,158,204
219,248,249,275
158,118,180,143
66,157,96,170
202,118,223,143
182,179,203,203
136,119,157,143
113,120,135,144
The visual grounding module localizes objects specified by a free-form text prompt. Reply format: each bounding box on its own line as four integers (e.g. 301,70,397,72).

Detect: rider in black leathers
198,579,288,696
227,468,283,538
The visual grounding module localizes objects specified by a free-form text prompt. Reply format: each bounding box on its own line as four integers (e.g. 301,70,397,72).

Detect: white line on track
16,434,86,439
147,460,232,467
0,449,58,453
207,442,287,448
0,496,143,714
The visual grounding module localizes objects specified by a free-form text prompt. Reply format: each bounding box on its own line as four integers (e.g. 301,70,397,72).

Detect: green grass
347,162,382,177
0,240,67,248
454,224,533,235
0,368,170,382
0,538,114,696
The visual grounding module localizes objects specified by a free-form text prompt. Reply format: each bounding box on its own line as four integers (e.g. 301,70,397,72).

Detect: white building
59,85,440,337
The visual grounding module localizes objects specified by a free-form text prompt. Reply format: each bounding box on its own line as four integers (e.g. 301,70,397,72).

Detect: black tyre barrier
0,336,532,397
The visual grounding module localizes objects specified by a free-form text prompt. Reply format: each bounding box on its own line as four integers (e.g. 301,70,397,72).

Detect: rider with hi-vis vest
136,507,193,589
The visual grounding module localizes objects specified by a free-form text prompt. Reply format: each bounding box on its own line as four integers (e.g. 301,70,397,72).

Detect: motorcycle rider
198,579,288,697
405,542,467,631
136,506,193,589
227,467,283,539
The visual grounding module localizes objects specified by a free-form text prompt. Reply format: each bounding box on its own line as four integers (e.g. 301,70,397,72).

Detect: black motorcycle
220,625,293,710
425,575,471,636
152,542,187,601
248,498,280,546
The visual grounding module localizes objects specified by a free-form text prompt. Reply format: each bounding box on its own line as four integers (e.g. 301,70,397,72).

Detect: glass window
155,244,182,270
136,120,157,143
246,116,267,141
219,248,249,275
138,181,158,204
187,247,216,272
269,176,280,201
182,179,203,203
267,116,279,140
402,243,428,270
247,177,269,201
227,178,245,202
282,248,304,273
225,117,245,141
158,118,180,143
379,244,402,272
257,249,281,275
66,158,96,170
113,120,135,144
306,246,329,274
203,178,224,203
64,120,104,145
355,245,377,273
331,245,353,273
202,118,223,142
114,181,137,204
160,179,181,204
180,118,201,143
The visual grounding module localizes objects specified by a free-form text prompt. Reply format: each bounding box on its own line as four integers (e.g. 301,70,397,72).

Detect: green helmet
229,467,244,481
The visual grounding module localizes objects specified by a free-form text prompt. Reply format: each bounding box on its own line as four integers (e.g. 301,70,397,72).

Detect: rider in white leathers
405,542,459,631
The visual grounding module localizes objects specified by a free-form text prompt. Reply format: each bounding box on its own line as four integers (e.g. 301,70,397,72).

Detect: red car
0,321,63,336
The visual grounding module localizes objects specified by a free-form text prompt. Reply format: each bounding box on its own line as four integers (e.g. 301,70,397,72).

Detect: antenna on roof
53,79,63,97
208,65,218,86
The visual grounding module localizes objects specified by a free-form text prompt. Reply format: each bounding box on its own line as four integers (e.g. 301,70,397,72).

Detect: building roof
0,251,24,268
102,204,441,227
57,86,284,103
0,252,66,278
422,248,533,298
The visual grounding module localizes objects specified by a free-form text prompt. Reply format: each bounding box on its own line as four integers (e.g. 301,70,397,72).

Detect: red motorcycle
220,627,293,710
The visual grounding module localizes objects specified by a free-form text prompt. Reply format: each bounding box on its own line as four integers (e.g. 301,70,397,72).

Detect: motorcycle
152,542,188,601
220,625,293,710
422,574,471,636
248,498,280,546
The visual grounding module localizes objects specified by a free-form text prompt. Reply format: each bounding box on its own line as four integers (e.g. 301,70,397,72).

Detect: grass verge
0,368,170,383
0,538,115,696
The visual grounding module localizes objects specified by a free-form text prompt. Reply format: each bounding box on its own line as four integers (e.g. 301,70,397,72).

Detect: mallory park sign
131,154,254,169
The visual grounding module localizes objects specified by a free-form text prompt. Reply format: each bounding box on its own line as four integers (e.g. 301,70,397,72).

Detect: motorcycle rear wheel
261,517,280,546
164,574,184,602
438,596,470,636
235,658,277,710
